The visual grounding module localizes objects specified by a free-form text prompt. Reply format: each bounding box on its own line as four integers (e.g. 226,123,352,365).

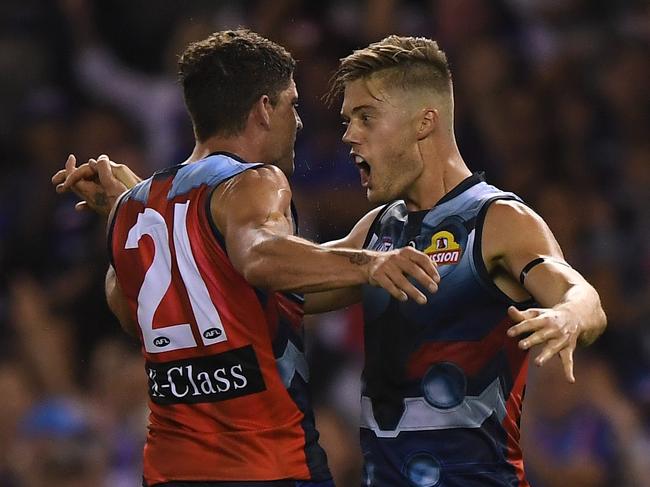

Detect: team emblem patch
379,236,394,251
424,230,461,265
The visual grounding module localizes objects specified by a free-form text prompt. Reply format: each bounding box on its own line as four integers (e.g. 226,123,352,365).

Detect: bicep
483,200,576,304
213,166,294,272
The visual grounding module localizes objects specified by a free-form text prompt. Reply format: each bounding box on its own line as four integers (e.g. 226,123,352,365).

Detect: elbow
596,304,607,334
592,288,608,334
579,296,608,347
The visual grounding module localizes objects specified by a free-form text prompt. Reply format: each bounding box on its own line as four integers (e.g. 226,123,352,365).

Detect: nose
342,123,355,145
295,112,303,132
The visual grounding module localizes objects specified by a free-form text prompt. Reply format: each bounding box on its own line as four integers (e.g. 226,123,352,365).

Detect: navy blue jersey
360,173,530,487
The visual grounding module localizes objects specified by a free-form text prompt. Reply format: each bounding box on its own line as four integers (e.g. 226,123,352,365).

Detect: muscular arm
105,265,138,337
214,166,438,299
483,200,607,381
304,206,384,314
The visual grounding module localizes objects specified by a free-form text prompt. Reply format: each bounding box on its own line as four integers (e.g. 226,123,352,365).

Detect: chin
367,189,390,204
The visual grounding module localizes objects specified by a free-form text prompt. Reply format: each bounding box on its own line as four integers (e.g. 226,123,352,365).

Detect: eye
341,119,349,127
361,114,372,125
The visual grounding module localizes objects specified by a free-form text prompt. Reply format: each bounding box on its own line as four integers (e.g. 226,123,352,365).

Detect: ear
250,95,273,130
416,108,437,140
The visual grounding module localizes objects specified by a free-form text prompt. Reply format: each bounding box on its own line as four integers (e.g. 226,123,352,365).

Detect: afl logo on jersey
425,231,461,265
379,237,394,251
154,336,171,347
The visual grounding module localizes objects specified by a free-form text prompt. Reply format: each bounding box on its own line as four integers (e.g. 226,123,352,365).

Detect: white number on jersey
125,202,227,353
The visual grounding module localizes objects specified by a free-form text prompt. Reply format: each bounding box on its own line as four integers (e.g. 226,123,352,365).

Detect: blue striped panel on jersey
168,155,263,200
127,178,153,204
421,181,520,230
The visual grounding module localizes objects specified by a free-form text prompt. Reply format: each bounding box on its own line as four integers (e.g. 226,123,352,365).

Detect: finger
114,163,143,187
535,335,570,367
374,275,408,302
52,169,68,185
404,248,441,284
559,348,576,383
64,154,77,173
507,306,542,325
399,259,438,294
389,272,427,305
95,157,124,193
517,324,563,349
62,162,97,190
507,313,547,338
75,201,89,211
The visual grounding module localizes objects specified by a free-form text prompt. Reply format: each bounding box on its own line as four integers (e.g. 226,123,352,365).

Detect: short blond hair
326,35,452,106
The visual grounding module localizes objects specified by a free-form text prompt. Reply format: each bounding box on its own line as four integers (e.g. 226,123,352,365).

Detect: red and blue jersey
109,153,329,485
360,173,531,487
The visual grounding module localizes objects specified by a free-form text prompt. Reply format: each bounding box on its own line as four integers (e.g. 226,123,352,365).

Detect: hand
366,246,440,305
506,306,579,383
52,154,141,216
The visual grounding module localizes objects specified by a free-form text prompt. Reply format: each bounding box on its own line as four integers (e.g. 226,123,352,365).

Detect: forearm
241,233,372,293
551,282,607,346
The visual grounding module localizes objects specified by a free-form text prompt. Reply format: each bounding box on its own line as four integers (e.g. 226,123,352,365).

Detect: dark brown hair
178,29,295,140
326,35,451,106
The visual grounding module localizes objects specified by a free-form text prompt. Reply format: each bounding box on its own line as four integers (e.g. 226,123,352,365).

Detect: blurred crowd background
0,0,648,486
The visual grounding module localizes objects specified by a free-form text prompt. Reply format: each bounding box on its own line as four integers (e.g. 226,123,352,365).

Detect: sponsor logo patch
424,230,462,265
146,345,266,405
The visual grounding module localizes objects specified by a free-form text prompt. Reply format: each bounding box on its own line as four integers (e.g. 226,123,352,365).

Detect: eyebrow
340,104,377,118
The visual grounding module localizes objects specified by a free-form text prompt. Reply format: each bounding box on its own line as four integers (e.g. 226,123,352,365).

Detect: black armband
519,257,571,285
519,258,546,285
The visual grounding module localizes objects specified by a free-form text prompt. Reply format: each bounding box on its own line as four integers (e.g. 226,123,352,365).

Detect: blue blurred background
0,1,648,486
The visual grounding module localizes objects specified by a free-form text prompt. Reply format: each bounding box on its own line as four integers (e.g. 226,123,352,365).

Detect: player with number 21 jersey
108,153,330,486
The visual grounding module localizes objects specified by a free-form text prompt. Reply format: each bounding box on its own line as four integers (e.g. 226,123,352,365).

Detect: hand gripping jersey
360,173,531,487
108,153,330,485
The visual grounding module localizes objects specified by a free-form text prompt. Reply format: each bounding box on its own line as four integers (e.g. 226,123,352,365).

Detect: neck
404,135,472,211
184,132,266,165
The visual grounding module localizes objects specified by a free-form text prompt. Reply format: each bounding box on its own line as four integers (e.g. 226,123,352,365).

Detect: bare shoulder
225,164,290,193
213,165,291,209
482,199,563,269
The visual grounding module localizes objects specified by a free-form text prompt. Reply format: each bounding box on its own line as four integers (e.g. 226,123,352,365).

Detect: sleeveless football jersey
109,153,330,485
360,173,531,487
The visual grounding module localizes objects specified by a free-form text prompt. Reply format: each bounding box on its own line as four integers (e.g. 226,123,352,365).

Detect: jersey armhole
471,195,536,307
202,163,265,256
106,190,130,268
362,202,397,249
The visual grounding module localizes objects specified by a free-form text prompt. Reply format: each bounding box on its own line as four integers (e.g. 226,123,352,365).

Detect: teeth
354,155,364,164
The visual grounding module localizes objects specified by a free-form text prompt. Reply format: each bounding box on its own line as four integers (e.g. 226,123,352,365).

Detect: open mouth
352,154,371,187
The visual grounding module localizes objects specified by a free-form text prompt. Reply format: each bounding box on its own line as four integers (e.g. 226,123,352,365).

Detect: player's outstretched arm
52,154,142,216
105,265,138,337
483,200,607,383
215,166,440,302
304,206,384,314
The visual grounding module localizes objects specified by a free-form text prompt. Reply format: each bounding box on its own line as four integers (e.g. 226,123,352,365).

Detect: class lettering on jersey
108,153,329,485
360,173,531,487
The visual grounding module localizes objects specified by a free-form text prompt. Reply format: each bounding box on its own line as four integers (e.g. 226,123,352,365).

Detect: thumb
508,306,543,322
95,157,122,191
507,306,526,323
560,348,576,384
